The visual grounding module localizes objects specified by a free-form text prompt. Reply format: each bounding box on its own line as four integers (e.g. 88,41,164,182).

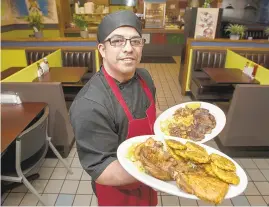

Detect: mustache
117,56,136,60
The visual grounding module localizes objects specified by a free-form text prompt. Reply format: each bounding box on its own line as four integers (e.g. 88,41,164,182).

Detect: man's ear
98,43,106,58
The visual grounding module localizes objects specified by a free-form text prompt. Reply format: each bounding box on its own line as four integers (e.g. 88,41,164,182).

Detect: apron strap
138,76,154,103
103,67,155,122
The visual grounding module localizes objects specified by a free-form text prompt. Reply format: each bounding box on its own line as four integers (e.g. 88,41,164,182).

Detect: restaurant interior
1,0,269,206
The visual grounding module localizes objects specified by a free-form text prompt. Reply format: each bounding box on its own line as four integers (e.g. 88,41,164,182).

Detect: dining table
202,68,260,84
32,67,87,84
1,102,47,153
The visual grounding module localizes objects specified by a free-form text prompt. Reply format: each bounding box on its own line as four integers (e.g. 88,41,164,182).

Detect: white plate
154,101,226,144
117,135,248,200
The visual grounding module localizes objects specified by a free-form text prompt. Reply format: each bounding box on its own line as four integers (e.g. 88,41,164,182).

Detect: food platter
154,101,226,143
117,135,248,202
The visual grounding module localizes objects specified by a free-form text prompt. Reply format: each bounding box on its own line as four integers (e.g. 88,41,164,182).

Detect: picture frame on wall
194,8,220,39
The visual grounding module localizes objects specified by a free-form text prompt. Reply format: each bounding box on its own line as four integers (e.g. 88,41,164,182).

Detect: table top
33,67,87,83
1,67,24,80
1,102,47,153
203,68,260,84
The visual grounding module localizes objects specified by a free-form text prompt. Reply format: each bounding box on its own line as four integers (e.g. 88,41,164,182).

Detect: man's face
98,26,144,76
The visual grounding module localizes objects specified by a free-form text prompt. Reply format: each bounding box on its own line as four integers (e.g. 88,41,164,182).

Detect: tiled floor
2,57,269,206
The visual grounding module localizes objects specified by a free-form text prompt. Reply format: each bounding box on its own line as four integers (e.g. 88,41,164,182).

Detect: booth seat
189,48,269,101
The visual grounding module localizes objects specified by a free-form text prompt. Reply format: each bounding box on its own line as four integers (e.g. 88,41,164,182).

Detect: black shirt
69,67,156,181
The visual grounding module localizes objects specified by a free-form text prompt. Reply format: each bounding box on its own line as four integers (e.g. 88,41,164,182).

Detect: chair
1,106,73,206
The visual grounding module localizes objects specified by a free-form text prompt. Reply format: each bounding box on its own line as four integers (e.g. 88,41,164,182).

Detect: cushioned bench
190,49,234,101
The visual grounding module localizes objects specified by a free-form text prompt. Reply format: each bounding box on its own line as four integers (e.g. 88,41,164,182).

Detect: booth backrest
1,82,74,157
219,84,269,147
192,50,227,71
62,51,94,73
234,51,269,69
26,50,54,65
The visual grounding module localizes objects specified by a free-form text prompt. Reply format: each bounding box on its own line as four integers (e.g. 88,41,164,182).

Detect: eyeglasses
104,36,146,47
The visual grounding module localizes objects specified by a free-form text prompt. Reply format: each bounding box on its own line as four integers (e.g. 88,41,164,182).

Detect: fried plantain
184,150,210,164
211,163,240,185
210,153,236,172
165,139,187,150
202,163,217,177
174,149,188,159
166,146,185,161
185,141,207,154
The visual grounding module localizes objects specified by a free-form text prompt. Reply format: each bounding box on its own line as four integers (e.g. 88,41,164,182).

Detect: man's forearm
95,160,137,186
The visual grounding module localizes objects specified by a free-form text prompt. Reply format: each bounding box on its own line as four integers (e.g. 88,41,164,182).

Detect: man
69,10,159,206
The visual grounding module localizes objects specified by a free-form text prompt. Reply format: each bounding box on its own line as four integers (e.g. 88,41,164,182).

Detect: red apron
95,68,158,206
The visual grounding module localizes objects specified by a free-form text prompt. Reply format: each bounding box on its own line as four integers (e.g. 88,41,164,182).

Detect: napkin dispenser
0,92,22,104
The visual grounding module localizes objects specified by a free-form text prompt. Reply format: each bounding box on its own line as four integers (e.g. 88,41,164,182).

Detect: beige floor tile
37,193,58,206
30,179,49,194
179,197,198,206
216,199,233,206
254,182,269,195
239,159,258,169
66,168,83,180
91,195,98,206
72,142,76,148
38,167,54,179
50,167,68,179
161,196,180,206
77,181,93,195
71,158,83,168
263,196,269,205
42,158,58,168
44,180,64,194
11,184,28,193
253,159,269,169
3,193,25,206
73,194,92,206
247,196,267,206
81,170,92,181
197,199,215,206
244,182,261,195
159,105,168,111
261,169,269,181
68,148,77,158
246,169,267,181
19,193,39,206
75,152,79,158
56,157,73,168
60,180,79,194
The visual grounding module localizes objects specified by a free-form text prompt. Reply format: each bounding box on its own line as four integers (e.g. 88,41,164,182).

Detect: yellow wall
1,30,60,38
1,49,28,71
225,49,269,85
186,49,193,91
2,49,62,82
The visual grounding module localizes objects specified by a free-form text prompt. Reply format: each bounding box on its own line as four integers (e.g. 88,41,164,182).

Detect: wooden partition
1,49,28,72
2,49,62,82
225,50,269,85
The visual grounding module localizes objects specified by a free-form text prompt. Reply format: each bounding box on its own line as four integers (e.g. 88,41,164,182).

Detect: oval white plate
154,101,226,144
117,135,248,200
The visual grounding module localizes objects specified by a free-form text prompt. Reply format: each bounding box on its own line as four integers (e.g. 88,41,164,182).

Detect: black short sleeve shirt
69,68,156,181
